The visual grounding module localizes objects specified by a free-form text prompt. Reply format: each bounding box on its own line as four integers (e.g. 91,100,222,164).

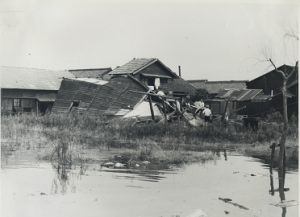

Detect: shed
246,64,298,117
209,89,266,119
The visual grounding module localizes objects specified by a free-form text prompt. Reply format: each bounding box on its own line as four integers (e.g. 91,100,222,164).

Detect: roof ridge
206,80,248,83
0,66,65,72
187,79,207,82
69,67,112,71
131,58,157,74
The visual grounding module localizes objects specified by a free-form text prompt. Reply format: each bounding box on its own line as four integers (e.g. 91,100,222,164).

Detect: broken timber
129,90,181,100
148,95,155,121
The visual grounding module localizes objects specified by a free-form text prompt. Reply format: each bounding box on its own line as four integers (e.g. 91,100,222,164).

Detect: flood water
1,148,298,217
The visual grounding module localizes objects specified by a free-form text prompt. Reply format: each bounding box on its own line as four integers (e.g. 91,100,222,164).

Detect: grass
1,112,298,170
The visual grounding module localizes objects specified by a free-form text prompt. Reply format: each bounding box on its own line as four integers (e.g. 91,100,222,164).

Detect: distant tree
190,89,209,102
258,27,298,203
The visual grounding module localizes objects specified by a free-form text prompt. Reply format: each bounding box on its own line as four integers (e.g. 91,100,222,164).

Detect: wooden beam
148,96,155,121
129,90,181,100
162,98,167,123
175,100,180,122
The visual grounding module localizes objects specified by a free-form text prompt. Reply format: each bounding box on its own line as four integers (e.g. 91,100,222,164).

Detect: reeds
1,112,298,168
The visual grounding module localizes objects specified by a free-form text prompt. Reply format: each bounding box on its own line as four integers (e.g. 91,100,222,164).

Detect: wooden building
246,64,298,117
108,58,196,96
51,75,149,118
209,89,267,119
1,66,73,115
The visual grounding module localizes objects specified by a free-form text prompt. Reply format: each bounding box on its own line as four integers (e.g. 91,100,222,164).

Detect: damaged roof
215,89,262,101
68,77,109,85
1,66,74,90
108,58,178,78
52,75,149,116
69,68,112,80
188,80,247,94
159,77,197,94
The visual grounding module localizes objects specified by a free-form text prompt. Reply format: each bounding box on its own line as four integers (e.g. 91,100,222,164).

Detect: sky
0,0,298,81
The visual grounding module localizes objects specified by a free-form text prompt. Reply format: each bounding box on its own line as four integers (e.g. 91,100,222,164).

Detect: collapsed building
52,58,198,124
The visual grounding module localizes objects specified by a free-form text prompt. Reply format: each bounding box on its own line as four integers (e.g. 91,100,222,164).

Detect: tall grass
1,112,298,168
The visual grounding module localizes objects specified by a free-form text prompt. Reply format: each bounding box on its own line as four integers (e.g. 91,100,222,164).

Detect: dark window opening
70,101,80,112
147,78,155,86
22,99,36,112
40,102,53,115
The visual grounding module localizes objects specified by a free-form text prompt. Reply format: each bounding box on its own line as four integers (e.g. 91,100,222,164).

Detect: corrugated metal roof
1,66,73,90
251,94,271,102
68,77,108,85
188,80,247,94
236,89,261,101
216,89,236,98
216,89,262,101
109,58,157,75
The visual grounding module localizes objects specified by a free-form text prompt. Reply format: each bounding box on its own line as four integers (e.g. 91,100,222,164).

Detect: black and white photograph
1,0,298,216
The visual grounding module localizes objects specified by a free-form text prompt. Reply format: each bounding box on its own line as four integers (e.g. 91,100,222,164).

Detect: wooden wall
1,89,57,114
134,62,176,82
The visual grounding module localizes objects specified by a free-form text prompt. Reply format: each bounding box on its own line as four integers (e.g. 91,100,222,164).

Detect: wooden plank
148,96,155,121
162,98,167,123
86,85,102,112
129,90,181,100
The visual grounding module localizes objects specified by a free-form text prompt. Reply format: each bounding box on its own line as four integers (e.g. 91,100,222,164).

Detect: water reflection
269,143,289,217
50,143,79,195
224,149,227,161
51,163,78,195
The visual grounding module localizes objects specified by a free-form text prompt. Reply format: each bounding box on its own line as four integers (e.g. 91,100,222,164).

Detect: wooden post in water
162,98,167,123
269,143,276,196
148,96,155,122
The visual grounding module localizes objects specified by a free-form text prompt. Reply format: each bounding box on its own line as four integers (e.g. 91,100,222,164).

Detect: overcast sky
0,0,298,81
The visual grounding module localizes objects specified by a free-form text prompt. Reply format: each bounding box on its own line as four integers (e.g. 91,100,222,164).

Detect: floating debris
114,163,126,168
270,200,298,208
101,162,115,168
219,197,249,210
